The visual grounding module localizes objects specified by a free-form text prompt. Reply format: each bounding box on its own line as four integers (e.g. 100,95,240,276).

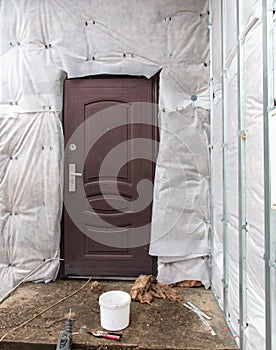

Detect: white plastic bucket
99,290,131,331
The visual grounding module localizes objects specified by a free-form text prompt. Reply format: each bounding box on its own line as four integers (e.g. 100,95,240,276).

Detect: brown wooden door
63,76,158,277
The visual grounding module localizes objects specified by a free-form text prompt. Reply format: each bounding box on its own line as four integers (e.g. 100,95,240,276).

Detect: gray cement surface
0,280,238,350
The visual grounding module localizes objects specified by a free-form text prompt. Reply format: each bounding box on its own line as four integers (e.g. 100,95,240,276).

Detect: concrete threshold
0,280,238,350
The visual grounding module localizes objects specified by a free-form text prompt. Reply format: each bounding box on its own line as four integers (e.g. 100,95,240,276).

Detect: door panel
63,76,158,277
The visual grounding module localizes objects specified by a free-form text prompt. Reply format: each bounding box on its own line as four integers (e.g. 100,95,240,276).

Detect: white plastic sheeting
0,0,211,301
0,112,63,299
150,105,210,286
211,1,266,349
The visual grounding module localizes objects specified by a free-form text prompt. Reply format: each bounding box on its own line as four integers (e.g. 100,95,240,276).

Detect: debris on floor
183,302,212,320
90,281,102,293
183,302,216,336
130,275,182,303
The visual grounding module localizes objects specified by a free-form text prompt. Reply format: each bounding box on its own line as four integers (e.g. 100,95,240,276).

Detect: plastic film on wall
0,0,210,300
0,112,63,300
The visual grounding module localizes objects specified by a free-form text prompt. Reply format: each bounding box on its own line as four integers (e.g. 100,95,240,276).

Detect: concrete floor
0,280,238,350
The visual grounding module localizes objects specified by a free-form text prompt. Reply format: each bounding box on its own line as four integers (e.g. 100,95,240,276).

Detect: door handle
69,164,82,192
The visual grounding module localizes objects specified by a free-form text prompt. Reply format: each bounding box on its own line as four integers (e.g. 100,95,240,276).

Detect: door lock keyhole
69,143,77,151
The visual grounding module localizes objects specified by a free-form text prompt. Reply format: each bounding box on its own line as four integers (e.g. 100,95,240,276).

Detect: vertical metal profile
262,1,276,349
221,0,229,324
209,2,239,345
237,0,247,349
208,0,215,289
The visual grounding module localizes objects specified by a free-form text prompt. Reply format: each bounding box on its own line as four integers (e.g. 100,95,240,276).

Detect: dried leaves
171,280,202,288
130,275,182,304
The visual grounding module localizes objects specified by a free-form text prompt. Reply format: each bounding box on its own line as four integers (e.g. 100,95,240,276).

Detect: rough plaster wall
212,1,265,349
0,0,210,301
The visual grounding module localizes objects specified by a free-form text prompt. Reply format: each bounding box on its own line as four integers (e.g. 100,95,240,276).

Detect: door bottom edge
65,275,138,281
